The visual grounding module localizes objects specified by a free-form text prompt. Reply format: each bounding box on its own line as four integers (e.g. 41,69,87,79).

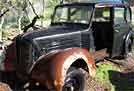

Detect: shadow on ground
109,70,134,91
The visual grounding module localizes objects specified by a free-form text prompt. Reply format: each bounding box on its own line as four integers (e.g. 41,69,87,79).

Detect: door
112,7,130,57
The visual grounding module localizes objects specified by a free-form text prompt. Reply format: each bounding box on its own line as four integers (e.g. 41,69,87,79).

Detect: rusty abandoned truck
0,0,134,91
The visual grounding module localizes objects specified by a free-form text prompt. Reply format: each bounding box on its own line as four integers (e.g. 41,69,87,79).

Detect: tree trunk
0,16,5,42
41,0,45,26
129,0,134,24
130,0,134,6
18,14,23,34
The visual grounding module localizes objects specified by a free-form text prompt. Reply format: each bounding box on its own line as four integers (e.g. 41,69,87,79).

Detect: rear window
114,8,125,24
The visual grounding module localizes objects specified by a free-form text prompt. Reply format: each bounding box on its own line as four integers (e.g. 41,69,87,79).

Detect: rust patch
31,47,96,90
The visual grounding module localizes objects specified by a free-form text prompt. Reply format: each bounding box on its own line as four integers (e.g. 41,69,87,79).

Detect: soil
87,78,110,91
87,51,134,91
0,82,12,91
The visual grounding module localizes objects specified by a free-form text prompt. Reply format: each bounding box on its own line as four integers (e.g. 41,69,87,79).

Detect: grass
44,10,133,90
95,60,134,91
95,62,120,91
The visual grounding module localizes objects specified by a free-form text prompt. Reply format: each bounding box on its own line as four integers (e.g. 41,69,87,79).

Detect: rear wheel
124,38,133,58
62,68,88,91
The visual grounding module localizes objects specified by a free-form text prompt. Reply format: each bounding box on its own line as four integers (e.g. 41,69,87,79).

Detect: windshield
52,5,93,25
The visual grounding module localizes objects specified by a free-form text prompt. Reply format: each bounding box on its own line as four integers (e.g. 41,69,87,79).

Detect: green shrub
96,63,120,91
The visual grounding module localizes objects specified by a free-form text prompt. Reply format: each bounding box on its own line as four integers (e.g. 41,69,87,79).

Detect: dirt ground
87,51,134,91
0,82,12,91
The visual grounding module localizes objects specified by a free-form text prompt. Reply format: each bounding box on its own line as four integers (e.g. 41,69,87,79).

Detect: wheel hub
63,77,79,91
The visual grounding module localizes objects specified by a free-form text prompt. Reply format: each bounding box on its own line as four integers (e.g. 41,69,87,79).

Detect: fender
0,41,16,72
31,47,96,90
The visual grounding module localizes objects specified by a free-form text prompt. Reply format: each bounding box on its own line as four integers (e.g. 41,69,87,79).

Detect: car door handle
115,30,119,33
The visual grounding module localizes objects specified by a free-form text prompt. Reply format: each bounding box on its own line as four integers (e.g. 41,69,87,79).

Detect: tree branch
27,0,39,17
60,0,64,4
22,15,39,32
22,0,40,32
0,9,9,18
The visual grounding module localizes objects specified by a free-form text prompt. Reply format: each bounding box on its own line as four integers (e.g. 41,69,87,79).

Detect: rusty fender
31,47,96,90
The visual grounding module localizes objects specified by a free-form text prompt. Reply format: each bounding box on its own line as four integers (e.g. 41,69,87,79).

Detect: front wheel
61,68,88,91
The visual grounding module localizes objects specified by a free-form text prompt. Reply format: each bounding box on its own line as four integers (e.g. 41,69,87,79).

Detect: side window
114,8,125,24
125,8,131,23
70,8,90,24
93,7,110,22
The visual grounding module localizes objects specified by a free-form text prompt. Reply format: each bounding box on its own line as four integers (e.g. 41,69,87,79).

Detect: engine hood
15,25,86,79
22,25,82,41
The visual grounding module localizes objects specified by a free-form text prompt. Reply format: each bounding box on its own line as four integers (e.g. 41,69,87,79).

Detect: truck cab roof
59,0,129,8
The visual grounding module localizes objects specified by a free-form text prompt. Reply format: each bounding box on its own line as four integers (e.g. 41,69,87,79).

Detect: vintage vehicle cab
0,0,133,91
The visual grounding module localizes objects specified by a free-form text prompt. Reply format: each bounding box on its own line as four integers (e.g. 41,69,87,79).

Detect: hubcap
63,77,80,91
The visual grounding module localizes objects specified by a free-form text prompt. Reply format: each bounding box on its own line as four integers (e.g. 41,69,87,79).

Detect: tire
61,68,88,91
124,38,133,58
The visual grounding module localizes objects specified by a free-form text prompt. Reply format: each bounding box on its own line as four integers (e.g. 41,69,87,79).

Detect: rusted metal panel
31,47,96,90
0,41,16,72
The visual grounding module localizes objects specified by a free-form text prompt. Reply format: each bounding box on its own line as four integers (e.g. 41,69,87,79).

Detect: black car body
17,0,133,85
1,0,134,91
17,1,133,62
